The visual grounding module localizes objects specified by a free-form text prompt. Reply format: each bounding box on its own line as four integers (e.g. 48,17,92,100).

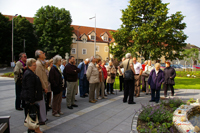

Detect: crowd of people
13,51,176,133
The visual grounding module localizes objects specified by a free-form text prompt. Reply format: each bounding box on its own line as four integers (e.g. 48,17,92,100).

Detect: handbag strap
126,59,130,71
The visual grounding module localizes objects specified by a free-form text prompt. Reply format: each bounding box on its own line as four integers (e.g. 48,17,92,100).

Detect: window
91,35,95,40
72,38,76,43
104,36,108,41
82,48,87,55
71,48,76,54
104,46,108,52
82,38,87,43
96,46,99,52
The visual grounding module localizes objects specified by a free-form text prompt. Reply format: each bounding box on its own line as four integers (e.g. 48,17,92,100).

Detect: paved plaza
0,76,200,133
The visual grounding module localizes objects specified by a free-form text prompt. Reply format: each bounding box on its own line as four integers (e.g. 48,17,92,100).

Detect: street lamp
77,26,81,65
12,14,18,63
89,14,96,57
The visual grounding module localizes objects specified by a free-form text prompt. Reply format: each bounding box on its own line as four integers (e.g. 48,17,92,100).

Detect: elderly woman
106,61,116,95
143,60,154,95
164,61,176,97
86,56,100,103
21,58,43,133
49,55,64,117
148,63,165,103
96,58,107,100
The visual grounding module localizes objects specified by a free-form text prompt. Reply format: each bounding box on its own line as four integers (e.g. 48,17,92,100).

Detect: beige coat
86,62,100,84
35,60,48,90
14,61,24,83
119,59,135,78
106,65,116,84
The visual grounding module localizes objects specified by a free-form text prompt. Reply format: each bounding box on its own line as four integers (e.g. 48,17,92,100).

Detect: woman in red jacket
101,60,107,96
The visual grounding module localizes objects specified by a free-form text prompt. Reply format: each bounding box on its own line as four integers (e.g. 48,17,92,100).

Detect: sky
0,0,199,47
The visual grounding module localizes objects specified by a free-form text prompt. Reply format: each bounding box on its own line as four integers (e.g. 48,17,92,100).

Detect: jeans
79,74,87,97
151,89,160,102
15,84,25,109
107,83,114,93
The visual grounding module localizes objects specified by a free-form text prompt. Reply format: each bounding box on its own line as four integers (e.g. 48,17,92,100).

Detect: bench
0,116,10,133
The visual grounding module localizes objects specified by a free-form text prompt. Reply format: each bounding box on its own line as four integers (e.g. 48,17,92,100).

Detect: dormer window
83,38,87,43
91,35,95,40
104,37,108,41
72,38,76,43
100,32,109,41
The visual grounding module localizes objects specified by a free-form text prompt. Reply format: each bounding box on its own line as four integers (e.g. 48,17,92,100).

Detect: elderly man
118,57,125,92
141,60,148,92
63,56,80,109
118,53,136,104
14,52,27,110
86,56,100,103
78,58,90,98
133,57,143,97
35,50,48,125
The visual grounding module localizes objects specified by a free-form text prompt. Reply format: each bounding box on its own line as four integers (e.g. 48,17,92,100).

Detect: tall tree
34,5,73,58
0,13,11,64
110,0,187,61
13,15,38,60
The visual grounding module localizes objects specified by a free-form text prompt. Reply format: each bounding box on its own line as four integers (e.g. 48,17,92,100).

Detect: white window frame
82,48,87,55
72,38,76,43
91,35,95,40
82,38,87,43
71,48,76,54
104,36,108,41
96,46,99,52
104,46,108,52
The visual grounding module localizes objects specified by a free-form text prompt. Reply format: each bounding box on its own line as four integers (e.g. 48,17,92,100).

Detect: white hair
53,55,62,65
155,63,160,67
35,50,41,59
26,58,36,67
125,53,131,59
85,58,89,62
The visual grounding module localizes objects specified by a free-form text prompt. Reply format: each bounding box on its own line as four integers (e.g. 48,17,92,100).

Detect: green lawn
174,77,200,89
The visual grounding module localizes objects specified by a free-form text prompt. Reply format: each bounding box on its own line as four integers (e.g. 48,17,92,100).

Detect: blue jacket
78,62,88,80
148,69,165,90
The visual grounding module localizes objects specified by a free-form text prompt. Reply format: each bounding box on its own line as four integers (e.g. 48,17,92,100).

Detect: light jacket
35,60,48,90
78,61,88,80
106,65,116,84
86,62,99,83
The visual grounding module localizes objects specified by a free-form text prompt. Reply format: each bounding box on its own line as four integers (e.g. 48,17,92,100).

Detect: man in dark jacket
78,58,90,98
63,56,81,109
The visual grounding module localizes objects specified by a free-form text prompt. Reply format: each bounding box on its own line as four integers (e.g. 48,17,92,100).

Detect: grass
174,77,200,89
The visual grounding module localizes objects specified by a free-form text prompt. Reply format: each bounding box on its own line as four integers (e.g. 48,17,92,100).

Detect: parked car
193,65,200,69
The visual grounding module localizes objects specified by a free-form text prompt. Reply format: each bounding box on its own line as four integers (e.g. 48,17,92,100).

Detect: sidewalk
0,77,199,133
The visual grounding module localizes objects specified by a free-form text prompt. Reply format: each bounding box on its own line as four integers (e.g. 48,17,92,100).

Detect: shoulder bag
124,59,134,80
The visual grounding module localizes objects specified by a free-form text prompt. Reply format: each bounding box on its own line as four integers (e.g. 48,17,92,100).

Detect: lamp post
89,14,96,57
12,14,18,63
77,26,81,65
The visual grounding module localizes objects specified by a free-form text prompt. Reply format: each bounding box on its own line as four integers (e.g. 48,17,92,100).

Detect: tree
183,48,199,66
110,0,187,61
34,5,73,58
13,15,38,60
0,13,12,64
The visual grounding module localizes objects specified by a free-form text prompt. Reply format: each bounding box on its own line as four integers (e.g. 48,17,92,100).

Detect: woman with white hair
21,58,43,133
106,61,116,95
49,55,65,117
148,63,165,103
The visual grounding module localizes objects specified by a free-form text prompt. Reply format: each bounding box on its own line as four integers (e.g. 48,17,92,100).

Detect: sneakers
98,97,102,100
59,112,64,115
53,114,60,117
89,100,96,103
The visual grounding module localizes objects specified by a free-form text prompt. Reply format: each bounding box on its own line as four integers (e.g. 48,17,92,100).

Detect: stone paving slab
0,77,200,133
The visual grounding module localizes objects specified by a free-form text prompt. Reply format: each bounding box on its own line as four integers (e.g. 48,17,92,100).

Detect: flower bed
137,98,185,133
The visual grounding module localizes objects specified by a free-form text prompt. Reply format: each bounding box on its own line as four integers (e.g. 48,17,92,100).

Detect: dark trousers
124,80,135,103
79,74,87,96
107,83,114,93
15,84,25,109
151,89,160,102
141,75,146,92
46,92,51,110
164,84,174,96
119,76,124,91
